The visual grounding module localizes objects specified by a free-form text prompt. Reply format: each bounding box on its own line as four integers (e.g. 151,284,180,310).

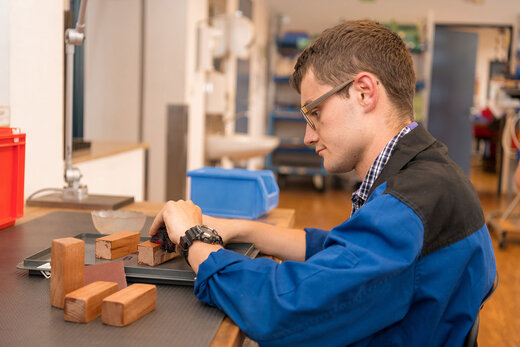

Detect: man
150,20,496,346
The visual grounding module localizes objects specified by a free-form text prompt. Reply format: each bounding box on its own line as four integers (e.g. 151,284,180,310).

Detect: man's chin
323,163,355,175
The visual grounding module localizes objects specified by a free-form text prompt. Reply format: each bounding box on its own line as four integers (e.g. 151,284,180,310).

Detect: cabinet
266,34,328,191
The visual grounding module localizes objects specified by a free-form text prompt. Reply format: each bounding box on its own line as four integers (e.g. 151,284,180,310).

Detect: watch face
197,225,216,241
194,225,223,245
198,225,214,233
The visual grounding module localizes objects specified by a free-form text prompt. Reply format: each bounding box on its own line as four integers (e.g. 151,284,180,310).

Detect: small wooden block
95,231,140,260
64,281,119,323
50,237,85,309
137,240,179,266
102,283,156,326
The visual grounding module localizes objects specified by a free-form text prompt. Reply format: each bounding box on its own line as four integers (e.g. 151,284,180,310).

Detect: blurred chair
472,107,500,172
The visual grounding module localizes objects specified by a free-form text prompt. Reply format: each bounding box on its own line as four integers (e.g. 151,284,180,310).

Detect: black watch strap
179,225,223,266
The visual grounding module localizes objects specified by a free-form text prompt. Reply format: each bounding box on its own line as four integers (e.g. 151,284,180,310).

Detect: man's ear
353,74,379,113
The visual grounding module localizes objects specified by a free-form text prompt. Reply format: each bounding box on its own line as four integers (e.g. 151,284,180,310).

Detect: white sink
206,134,280,160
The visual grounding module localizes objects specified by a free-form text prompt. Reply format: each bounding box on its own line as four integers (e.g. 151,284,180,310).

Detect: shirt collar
351,122,417,215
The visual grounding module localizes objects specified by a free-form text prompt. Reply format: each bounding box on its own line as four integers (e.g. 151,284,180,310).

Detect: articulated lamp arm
63,0,88,200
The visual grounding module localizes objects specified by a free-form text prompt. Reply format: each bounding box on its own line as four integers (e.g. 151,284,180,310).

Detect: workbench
0,203,295,347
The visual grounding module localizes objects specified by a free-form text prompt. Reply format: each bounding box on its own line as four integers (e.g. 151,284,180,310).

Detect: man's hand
149,200,203,245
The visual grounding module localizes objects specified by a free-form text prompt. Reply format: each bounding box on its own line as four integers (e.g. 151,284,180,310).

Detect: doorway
428,24,513,178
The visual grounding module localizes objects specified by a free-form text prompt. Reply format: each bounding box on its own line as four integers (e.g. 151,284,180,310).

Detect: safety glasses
300,79,354,130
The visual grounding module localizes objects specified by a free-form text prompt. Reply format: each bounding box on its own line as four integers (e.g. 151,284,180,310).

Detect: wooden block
102,283,156,326
64,281,119,323
95,231,140,260
50,237,85,309
137,240,179,266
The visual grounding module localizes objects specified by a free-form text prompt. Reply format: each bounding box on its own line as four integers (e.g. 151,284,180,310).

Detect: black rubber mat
0,211,225,346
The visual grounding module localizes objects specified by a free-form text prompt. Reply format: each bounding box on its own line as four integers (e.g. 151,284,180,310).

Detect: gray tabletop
0,211,225,346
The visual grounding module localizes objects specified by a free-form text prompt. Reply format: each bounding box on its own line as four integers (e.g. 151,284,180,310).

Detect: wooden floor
277,160,520,346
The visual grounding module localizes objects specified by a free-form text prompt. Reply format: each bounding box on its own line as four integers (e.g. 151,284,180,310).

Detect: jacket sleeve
193,192,424,347
304,227,329,259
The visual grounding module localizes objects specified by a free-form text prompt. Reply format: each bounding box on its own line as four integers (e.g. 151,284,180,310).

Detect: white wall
143,0,184,202
0,0,9,107
223,0,238,138
10,0,64,199
84,0,142,142
76,148,145,201
143,0,189,202
250,0,270,137
269,0,520,34
83,0,207,202
247,0,270,170
143,0,207,202
185,0,208,175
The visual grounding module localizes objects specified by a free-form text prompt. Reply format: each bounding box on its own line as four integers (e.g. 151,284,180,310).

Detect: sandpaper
84,261,127,290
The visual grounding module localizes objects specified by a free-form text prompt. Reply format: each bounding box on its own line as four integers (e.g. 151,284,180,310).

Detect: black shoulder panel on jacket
369,125,485,257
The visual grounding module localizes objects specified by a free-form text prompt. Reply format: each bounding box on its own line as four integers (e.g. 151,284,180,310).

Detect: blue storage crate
187,167,279,219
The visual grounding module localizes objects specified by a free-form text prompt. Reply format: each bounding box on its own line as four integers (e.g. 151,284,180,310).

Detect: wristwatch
179,225,223,265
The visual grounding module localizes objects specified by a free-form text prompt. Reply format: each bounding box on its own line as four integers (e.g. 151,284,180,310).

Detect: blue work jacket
194,125,496,346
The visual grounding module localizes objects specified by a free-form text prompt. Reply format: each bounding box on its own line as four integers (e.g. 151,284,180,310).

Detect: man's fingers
149,204,167,236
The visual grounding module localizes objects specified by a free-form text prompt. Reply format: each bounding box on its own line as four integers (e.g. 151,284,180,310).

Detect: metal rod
138,0,145,142
75,0,88,33
62,0,88,200
65,43,75,174
502,192,520,220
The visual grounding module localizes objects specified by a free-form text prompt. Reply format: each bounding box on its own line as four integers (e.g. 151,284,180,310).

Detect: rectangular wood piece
137,240,179,266
102,283,156,326
95,231,140,260
64,281,119,323
50,237,85,309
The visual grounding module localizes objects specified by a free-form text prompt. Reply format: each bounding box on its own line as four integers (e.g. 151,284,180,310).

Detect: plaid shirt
351,122,417,215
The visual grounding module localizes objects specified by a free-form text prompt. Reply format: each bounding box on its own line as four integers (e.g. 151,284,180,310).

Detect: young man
150,20,496,346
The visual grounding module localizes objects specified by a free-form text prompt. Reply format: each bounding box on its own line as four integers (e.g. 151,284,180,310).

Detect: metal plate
17,233,259,285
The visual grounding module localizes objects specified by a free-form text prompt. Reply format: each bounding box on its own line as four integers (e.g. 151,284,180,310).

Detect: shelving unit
266,34,328,191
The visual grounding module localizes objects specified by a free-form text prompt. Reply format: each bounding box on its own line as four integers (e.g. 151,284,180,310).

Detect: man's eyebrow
303,98,313,106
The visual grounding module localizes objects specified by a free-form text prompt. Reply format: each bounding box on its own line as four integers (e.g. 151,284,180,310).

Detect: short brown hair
290,20,415,120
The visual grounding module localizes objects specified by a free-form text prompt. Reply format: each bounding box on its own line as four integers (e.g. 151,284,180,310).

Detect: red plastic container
0,128,26,230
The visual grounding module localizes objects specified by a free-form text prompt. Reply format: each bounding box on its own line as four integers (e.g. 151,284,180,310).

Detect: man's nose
303,123,318,146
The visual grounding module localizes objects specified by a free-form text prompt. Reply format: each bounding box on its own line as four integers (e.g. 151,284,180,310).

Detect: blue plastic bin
187,167,279,219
